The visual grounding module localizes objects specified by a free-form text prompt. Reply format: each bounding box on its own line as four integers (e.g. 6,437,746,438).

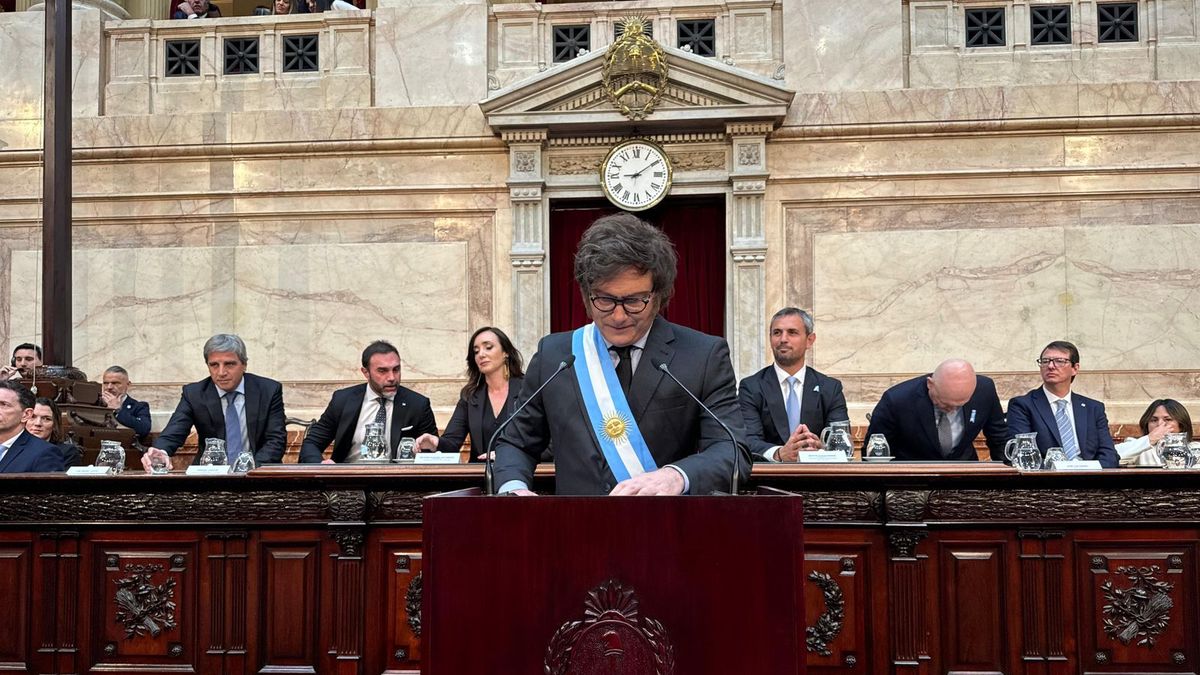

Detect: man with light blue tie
738,308,847,462
141,334,287,471
1006,340,1119,468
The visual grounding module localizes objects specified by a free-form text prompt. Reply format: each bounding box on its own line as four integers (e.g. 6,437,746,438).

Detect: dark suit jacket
436,376,523,462
1006,387,1119,467
299,383,438,463
0,431,66,473
738,364,848,461
57,441,83,468
494,316,750,495
864,374,1008,461
115,395,152,440
152,372,287,464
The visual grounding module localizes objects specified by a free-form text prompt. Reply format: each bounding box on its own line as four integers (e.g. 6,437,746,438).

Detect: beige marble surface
374,0,488,107
782,0,903,92
0,9,104,119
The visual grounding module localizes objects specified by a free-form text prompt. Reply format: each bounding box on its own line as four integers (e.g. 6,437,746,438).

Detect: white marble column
727,122,771,379
505,129,549,359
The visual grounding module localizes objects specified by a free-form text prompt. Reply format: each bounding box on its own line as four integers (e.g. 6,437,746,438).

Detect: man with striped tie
1006,340,1119,468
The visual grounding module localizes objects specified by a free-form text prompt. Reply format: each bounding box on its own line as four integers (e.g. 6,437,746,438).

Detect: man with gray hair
142,334,287,471
739,307,848,462
495,212,750,495
102,365,152,440
863,358,1007,461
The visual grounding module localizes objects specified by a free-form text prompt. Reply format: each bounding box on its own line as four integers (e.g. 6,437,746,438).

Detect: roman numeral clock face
600,140,673,211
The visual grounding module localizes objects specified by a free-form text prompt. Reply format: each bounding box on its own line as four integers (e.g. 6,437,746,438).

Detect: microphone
652,358,745,495
485,354,576,495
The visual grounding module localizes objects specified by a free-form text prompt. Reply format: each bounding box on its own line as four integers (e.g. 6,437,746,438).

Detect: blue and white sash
572,324,657,482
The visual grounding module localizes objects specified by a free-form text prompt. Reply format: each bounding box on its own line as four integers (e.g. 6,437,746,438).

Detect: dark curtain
549,197,726,337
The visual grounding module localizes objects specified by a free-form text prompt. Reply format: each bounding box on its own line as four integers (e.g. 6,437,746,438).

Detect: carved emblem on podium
1101,565,1174,647
545,580,674,675
114,573,178,639
806,571,845,656
602,17,668,121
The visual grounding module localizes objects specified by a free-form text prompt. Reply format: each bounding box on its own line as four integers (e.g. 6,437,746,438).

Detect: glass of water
200,438,228,466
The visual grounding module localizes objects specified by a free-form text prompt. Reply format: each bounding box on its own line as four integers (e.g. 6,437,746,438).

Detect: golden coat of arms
603,17,668,120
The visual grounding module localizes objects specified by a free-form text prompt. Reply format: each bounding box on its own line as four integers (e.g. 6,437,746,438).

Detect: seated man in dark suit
1007,340,1118,467
0,380,66,473
141,334,287,471
739,307,847,462
495,213,750,496
102,365,152,441
299,340,438,463
864,358,1007,461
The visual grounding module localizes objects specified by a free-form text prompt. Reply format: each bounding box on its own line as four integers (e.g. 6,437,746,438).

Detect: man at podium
494,213,749,496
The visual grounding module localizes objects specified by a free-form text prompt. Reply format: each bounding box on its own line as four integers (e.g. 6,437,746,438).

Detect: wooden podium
422,488,806,674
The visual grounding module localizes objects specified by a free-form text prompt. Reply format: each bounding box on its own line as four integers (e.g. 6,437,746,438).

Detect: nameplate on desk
1052,460,1104,471
796,451,849,463
67,466,113,476
186,465,232,476
414,453,462,465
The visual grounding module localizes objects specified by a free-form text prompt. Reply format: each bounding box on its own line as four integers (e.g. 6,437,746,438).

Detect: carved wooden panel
803,533,885,675
0,539,32,672
1017,530,1072,675
888,529,931,675
260,542,321,671
1075,534,1199,672
33,531,81,675
201,531,250,674
936,537,1012,675
88,542,195,671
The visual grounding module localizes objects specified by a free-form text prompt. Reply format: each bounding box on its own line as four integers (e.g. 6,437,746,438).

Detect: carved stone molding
736,143,761,167
549,132,726,148
888,530,928,559
548,154,604,175
668,151,725,172
501,129,548,144
886,490,931,522
545,580,675,675
513,151,537,174
510,186,543,201
1101,565,1174,648
324,490,367,522
805,571,845,656
0,491,329,522
924,489,1200,521
732,179,766,193
406,572,423,637
511,255,546,269
731,248,767,265
726,121,774,137
114,573,178,639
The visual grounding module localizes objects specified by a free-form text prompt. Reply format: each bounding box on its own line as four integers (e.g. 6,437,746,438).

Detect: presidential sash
572,324,657,482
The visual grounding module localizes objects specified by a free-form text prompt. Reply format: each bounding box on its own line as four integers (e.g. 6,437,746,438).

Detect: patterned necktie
224,391,244,463
612,346,634,396
373,396,388,427
784,376,800,434
1055,399,1080,460
936,410,955,457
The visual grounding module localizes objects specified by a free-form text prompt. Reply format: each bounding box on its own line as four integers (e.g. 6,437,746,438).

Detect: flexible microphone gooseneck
653,358,745,495
485,354,576,495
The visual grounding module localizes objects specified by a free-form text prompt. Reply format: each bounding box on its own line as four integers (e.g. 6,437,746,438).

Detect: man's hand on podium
508,489,538,496
609,467,684,496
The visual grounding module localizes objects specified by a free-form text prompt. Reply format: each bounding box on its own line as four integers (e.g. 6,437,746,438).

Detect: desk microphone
485,354,576,495
652,358,746,495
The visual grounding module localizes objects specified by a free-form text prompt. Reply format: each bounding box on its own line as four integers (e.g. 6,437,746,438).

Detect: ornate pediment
481,46,794,135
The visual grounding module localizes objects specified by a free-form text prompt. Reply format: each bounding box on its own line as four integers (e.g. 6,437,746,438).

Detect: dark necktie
612,345,634,396
373,396,388,427
936,409,955,457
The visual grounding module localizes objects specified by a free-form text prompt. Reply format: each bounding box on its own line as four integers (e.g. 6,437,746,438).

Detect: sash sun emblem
600,411,631,443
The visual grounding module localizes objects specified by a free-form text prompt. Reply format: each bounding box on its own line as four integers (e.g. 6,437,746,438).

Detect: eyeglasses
1036,357,1074,367
589,294,653,314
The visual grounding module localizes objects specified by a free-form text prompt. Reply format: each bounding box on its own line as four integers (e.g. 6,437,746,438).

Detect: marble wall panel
1158,0,1198,39
0,10,103,119
9,240,470,385
373,1,488,107
782,0,904,92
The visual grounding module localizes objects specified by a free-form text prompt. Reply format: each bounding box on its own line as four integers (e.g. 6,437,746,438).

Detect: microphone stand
484,355,576,495
653,359,745,495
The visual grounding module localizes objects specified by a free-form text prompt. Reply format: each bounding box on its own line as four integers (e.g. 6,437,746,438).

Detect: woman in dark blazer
415,326,525,462
25,397,84,467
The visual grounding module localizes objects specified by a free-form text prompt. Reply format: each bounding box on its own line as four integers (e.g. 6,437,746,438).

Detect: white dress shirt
344,389,396,463
762,364,806,463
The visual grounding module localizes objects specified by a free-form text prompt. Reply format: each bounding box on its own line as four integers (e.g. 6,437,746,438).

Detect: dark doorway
548,195,726,337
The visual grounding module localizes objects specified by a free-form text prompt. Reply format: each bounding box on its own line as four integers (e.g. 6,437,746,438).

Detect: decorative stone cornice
726,121,775,137
501,129,549,144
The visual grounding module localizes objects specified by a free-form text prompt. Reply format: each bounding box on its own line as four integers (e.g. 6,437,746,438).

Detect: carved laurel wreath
114,573,178,640
805,571,846,656
1101,565,1174,647
545,580,674,675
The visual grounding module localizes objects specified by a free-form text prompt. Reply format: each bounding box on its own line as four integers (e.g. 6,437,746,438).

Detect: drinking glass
864,434,891,459
1042,447,1067,470
95,440,126,475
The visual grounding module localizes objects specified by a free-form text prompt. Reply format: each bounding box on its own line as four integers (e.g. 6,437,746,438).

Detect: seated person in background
102,366,152,441
173,0,221,19
142,334,286,471
414,327,525,462
0,381,65,473
1115,399,1193,466
738,307,846,461
299,340,438,463
25,397,83,467
1007,340,1118,467
0,343,43,381
864,358,1007,461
